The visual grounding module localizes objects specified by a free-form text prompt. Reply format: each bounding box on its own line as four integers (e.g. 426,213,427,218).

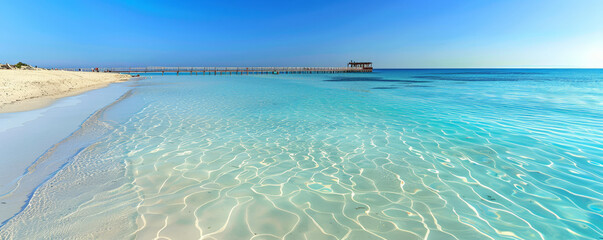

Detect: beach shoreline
0,70,131,113
0,80,134,227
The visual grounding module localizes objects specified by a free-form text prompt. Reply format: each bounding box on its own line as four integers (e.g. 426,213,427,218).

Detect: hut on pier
348,61,373,72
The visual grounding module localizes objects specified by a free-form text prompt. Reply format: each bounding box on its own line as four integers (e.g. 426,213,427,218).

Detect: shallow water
0,69,601,239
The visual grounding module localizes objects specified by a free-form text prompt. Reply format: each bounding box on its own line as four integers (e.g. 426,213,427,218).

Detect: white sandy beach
0,69,130,113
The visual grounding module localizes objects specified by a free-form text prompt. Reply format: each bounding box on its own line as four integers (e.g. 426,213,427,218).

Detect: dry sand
0,70,130,113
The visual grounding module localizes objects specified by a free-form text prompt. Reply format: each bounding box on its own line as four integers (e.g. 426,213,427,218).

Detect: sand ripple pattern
1,70,602,239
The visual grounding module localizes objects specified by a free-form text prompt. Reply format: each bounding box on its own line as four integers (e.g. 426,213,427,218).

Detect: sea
0,69,601,239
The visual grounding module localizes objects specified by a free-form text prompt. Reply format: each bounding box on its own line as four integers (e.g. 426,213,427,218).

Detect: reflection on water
1,69,602,239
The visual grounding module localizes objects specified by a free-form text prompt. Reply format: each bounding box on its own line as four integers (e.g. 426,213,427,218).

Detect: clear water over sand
1,69,601,239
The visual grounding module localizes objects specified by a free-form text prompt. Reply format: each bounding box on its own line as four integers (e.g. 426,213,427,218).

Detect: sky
1,0,602,68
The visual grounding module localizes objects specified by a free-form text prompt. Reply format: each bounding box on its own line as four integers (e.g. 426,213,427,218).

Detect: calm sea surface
1,69,601,239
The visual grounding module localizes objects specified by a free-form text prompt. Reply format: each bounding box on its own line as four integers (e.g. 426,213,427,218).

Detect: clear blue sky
1,0,602,68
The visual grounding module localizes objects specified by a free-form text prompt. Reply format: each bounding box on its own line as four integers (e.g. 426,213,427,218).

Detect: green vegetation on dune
15,62,29,69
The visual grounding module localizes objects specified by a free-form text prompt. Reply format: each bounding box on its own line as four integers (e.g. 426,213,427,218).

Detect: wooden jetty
64,61,373,75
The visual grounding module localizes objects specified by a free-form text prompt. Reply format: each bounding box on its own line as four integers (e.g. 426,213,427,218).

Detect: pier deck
64,66,372,75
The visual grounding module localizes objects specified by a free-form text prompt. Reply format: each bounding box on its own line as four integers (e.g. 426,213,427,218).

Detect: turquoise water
0,69,601,239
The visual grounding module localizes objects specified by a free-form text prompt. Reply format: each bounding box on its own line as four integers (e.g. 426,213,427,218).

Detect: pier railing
61,66,372,74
